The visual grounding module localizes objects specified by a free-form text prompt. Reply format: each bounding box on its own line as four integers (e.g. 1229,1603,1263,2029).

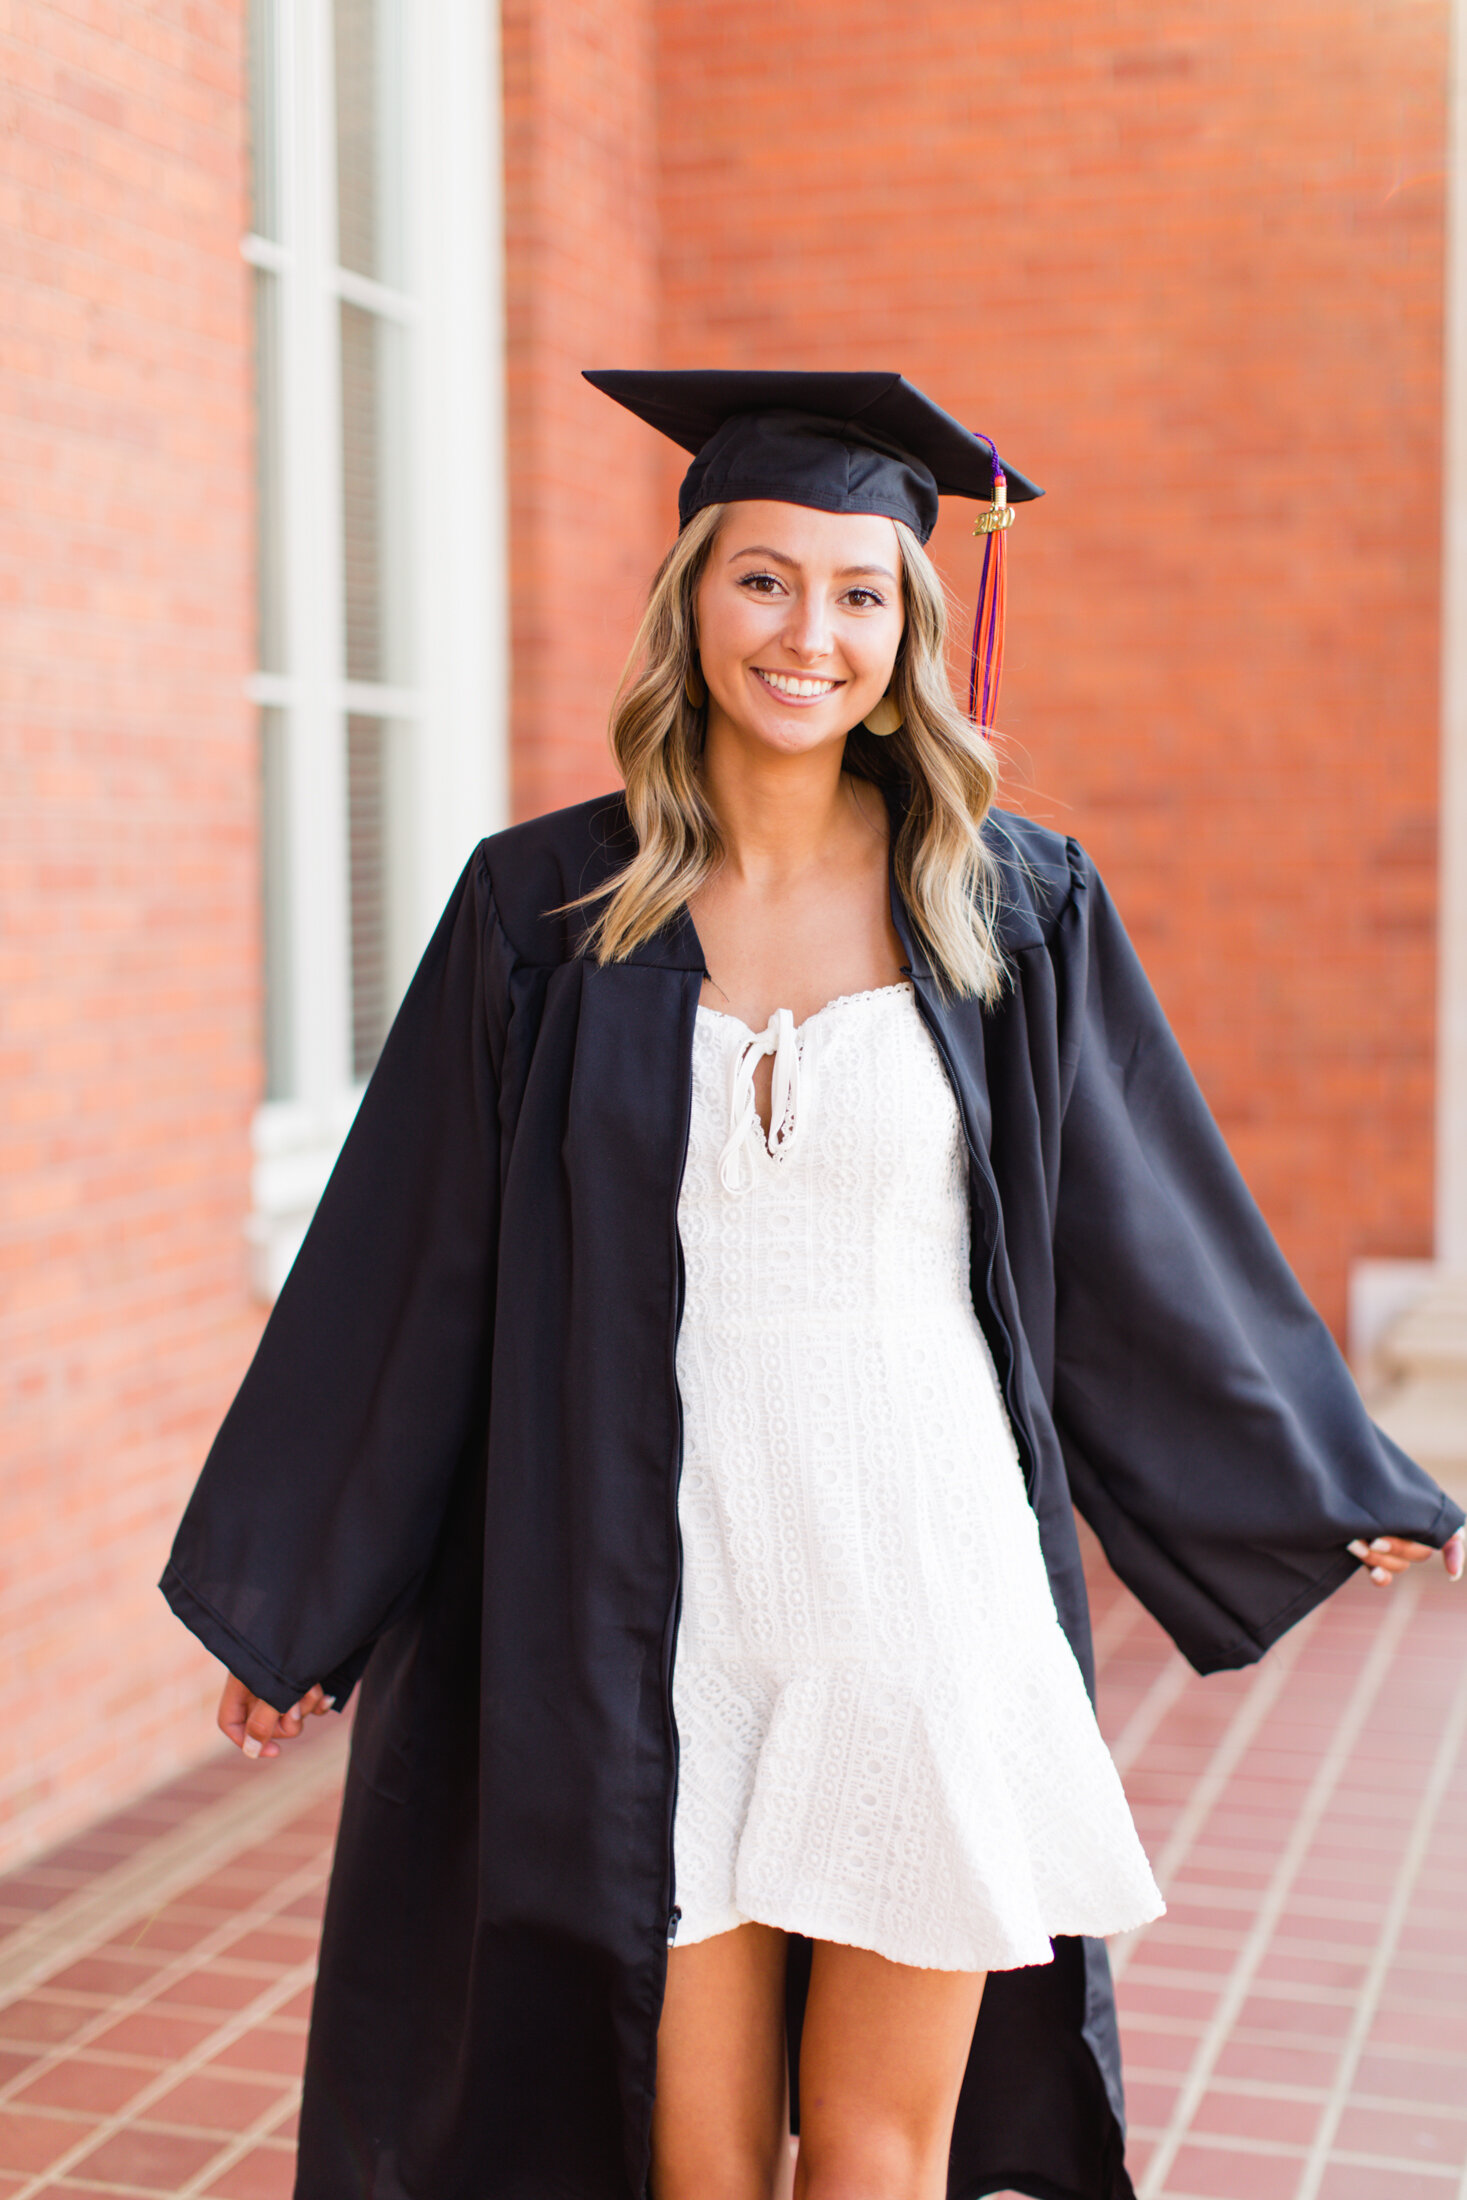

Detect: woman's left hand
1348,1528,1466,1586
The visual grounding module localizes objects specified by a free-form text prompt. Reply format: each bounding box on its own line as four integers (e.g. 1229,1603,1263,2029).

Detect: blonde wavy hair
570,501,1007,1002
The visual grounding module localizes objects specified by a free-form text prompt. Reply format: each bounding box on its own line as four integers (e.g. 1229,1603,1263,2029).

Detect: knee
653,2134,791,2200
795,2125,934,2200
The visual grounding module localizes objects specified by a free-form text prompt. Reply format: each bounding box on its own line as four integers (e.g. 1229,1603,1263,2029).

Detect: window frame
242,0,508,1299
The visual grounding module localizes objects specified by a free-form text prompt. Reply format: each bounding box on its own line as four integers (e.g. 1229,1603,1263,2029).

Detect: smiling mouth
754,668,844,701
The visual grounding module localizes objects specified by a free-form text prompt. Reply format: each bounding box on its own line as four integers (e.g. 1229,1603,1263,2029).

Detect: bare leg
794,1941,986,2200
652,1923,791,2200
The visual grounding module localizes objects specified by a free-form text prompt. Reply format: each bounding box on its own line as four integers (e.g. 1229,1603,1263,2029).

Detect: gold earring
862,690,902,738
684,660,707,708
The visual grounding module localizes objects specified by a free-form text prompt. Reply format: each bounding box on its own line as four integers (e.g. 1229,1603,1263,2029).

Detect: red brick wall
655,0,1445,1334
0,2,262,1871
0,0,1447,1875
502,0,665,820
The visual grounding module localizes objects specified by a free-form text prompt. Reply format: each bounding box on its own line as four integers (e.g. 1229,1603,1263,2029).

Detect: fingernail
1348,1540,1370,1559
1372,1567,1391,1583
242,1736,262,1759
1448,1537,1465,1582
1371,1537,1394,1552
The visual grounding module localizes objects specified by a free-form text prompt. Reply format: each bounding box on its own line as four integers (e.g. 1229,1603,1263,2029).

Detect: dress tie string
717,1009,811,1194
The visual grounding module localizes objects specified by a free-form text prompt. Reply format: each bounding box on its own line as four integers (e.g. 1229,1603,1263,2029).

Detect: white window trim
244,0,508,1301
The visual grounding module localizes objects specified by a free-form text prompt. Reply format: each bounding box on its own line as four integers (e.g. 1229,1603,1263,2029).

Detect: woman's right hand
217,1673,329,1759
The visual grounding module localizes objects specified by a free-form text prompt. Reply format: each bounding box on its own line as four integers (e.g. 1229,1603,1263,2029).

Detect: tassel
968,453,1013,732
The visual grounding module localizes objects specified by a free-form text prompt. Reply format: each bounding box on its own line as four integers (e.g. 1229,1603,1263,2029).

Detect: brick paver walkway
0,1535,1462,2199
1093,1545,1467,2200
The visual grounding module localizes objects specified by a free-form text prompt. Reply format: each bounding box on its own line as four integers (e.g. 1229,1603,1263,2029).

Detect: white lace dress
671,982,1165,1973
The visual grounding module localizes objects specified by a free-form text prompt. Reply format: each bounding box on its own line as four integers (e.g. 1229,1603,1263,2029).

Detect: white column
1363,0,1467,1496
1441,0,1467,1270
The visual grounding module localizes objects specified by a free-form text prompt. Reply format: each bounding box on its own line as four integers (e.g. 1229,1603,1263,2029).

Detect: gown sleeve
160,847,508,1711
1049,845,1464,1675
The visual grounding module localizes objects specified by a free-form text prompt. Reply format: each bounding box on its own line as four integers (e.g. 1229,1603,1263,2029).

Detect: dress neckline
695,980,914,1042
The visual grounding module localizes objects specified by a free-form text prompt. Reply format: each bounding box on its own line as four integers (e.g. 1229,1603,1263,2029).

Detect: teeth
760,671,838,698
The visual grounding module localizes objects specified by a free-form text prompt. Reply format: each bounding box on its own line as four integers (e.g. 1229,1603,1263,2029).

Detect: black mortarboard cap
583,369,1041,547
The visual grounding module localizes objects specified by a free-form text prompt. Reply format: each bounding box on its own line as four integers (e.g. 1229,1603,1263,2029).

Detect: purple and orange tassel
968,448,1013,733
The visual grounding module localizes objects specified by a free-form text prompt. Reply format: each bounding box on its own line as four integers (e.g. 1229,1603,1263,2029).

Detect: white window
243,0,508,1297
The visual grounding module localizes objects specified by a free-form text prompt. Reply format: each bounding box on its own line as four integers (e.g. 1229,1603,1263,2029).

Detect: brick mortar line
1125,1943,1432,1973
1124,1967,1360,2001
0,1938,321,2018
1108,1652,1192,1779
1124,1965,1466,2013
110,1906,322,1942
7,1889,325,2199
172,2061,302,2198
1292,1644,1467,2200
7,2099,298,2147
1091,1588,1145,1679
0,1734,347,2009
1124,2009,1467,2066
1111,1612,1318,1984
13,2183,215,2200
10,1989,310,2023
24,1948,320,1991
1133,1916,1463,1947
1161,1887,1465,1927
1128,2069,1467,2119
1136,1579,1420,2199
1129,2124,1461,2179
0,1850,330,2116
1,1827,331,1884
4,2044,292,2081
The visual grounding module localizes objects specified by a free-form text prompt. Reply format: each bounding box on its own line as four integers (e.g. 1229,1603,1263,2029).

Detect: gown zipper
661,1008,697,1948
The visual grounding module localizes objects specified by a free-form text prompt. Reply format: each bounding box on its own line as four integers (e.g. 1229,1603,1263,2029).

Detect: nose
783,588,835,664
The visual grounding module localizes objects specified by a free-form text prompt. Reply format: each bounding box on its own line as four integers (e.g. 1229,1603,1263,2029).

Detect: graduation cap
584,369,1041,728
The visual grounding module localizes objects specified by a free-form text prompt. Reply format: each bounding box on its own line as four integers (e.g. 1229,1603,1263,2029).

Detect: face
693,501,906,758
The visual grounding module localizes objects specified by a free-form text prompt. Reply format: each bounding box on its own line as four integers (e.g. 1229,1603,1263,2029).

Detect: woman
166,371,1465,2200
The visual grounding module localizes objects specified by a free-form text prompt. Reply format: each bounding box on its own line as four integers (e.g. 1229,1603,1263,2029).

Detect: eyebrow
727,545,897,582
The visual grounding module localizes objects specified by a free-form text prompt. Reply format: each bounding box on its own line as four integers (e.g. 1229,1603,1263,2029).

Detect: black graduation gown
162,793,1463,2200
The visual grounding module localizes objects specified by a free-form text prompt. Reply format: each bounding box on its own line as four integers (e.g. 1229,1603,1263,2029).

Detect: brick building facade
1,3,265,1873
1,0,1454,1869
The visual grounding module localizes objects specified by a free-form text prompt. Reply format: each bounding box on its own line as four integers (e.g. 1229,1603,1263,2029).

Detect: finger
273,1684,332,1740
242,1699,284,1761
1348,1546,1402,1584
217,1676,255,1748
1349,1540,1421,1572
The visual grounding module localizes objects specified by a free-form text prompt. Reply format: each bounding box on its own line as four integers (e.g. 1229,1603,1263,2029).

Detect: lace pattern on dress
672,983,1164,1972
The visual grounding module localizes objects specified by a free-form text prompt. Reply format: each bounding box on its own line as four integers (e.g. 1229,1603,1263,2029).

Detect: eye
844,587,886,610
737,571,784,596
